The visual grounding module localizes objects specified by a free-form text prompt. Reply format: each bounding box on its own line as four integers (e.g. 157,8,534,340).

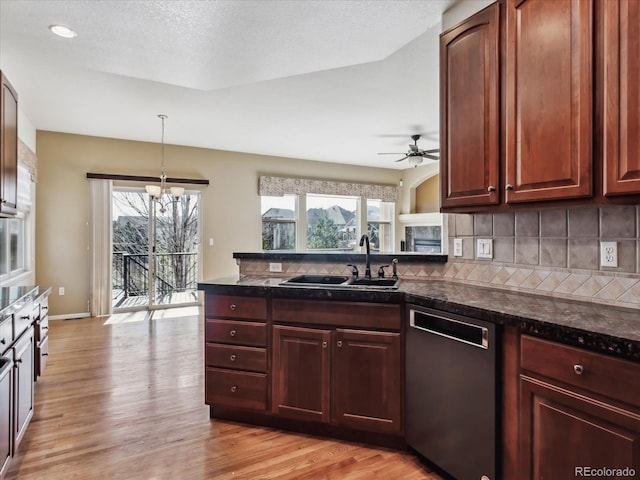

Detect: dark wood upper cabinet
440,3,500,208
0,71,18,217
602,0,640,196
504,0,593,203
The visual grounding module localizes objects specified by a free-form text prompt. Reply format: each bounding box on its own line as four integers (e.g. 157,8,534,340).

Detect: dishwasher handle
410,310,489,349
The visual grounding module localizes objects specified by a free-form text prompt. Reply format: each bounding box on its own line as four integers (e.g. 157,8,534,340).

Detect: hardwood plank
5,310,441,479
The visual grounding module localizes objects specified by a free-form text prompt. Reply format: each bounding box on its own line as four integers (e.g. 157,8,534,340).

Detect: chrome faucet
392,258,399,280
359,234,372,279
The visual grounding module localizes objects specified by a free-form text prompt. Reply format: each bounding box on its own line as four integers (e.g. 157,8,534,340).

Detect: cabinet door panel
603,0,640,195
520,376,640,479
505,0,593,202
440,3,500,208
272,325,331,423
332,329,401,434
0,359,11,477
13,329,34,449
0,72,18,216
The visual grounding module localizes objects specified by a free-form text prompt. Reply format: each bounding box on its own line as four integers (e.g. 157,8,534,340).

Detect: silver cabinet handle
337,340,343,347
322,341,327,348
230,354,236,362
487,186,496,192
230,385,238,393
230,304,237,310
574,364,584,375
229,330,237,337
505,184,514,191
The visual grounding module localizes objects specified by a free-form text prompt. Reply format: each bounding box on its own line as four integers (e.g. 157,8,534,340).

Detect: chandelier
145,114,184,212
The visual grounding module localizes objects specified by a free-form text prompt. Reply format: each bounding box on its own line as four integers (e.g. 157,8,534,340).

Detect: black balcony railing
112,252,198,298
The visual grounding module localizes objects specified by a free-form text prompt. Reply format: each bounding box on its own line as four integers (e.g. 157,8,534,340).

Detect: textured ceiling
0,0,455,169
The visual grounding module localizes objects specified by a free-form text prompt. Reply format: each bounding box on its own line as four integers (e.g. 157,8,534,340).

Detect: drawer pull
21,315,30,320
505,184,514,191
42,306,48,311
322,341,327,348
230,385,238,393
230,304,237,311
230,354,236,362
15,359,22,364
230,330,237,337
487,186,496,192
42,326,49,331
0,338,5,345
42,353,49,356
574,364,584,375
337,340,343,347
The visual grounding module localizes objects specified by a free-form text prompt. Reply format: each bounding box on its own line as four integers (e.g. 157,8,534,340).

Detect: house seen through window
261,194,394,253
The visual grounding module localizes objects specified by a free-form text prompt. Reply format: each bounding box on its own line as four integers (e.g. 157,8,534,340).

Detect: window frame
261,193,395,253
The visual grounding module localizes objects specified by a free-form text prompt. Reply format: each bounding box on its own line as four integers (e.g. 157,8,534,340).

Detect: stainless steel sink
282,275,350,286
348,278,399,287
280,275,399,290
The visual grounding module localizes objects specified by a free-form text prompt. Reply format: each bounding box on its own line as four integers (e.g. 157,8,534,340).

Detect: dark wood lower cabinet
272,325,331,423
332,329,401,434
271,324,402,435
519,376,640,479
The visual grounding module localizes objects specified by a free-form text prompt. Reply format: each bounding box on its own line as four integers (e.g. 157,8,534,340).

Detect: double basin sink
280,274,399,290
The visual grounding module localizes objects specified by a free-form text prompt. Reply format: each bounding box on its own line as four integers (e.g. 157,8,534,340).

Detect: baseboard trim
49,312,91,320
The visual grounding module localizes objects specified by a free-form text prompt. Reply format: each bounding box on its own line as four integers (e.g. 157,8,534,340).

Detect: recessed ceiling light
49,25,77,39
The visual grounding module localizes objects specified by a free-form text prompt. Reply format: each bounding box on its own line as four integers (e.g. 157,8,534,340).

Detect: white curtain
89,179,113,317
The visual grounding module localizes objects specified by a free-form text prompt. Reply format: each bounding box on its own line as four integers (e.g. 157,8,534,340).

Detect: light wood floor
6,308,442,479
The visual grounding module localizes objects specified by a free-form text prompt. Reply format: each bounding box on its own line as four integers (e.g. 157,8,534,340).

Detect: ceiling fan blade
423,148,440,153
421,154,440,160
409,144,418,152
394,155,410,162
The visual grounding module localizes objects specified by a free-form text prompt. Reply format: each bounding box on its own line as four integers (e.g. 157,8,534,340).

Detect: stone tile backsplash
444,205,640,309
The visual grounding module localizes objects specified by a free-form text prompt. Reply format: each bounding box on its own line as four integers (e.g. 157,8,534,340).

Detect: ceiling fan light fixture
49,24,77,38
408,157,423,167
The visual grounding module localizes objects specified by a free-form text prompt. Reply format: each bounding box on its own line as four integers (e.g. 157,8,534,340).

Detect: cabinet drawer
0,316,11,353
39,297,49,320
205,320,266,347
206,343,267,372
521,335,640,408
36,335,49,379
13,305,32,340
35,316,49,344
205,367,267,411
272,299,401,330
205,294,267,320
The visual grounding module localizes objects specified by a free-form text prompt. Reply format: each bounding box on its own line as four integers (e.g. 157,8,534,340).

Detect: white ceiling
0,0,455,170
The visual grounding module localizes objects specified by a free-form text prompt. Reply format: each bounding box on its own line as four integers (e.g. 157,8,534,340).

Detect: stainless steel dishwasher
406,305,498,480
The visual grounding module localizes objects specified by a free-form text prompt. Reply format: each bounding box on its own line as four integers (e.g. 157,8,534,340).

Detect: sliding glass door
111,187,200,311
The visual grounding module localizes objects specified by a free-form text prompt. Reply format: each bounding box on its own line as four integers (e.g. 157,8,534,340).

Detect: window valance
258,176,397,202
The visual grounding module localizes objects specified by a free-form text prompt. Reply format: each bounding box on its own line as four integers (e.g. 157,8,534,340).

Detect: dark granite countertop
198,276,640,362
233,252,448,264
0,285,52,318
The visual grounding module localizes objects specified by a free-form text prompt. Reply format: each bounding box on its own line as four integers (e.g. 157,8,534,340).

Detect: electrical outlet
476,239,493,259
269,262,283,273
453,238,463,257
208,238,214,246
600,241,618,267
58,287,65,296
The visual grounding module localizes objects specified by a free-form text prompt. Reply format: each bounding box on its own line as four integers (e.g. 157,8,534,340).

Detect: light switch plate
476,239,493,259
600,241,618,267
269,262,283,272
453,238,463,257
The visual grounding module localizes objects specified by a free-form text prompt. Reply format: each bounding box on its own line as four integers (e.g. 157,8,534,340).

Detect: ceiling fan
378,134,440,166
